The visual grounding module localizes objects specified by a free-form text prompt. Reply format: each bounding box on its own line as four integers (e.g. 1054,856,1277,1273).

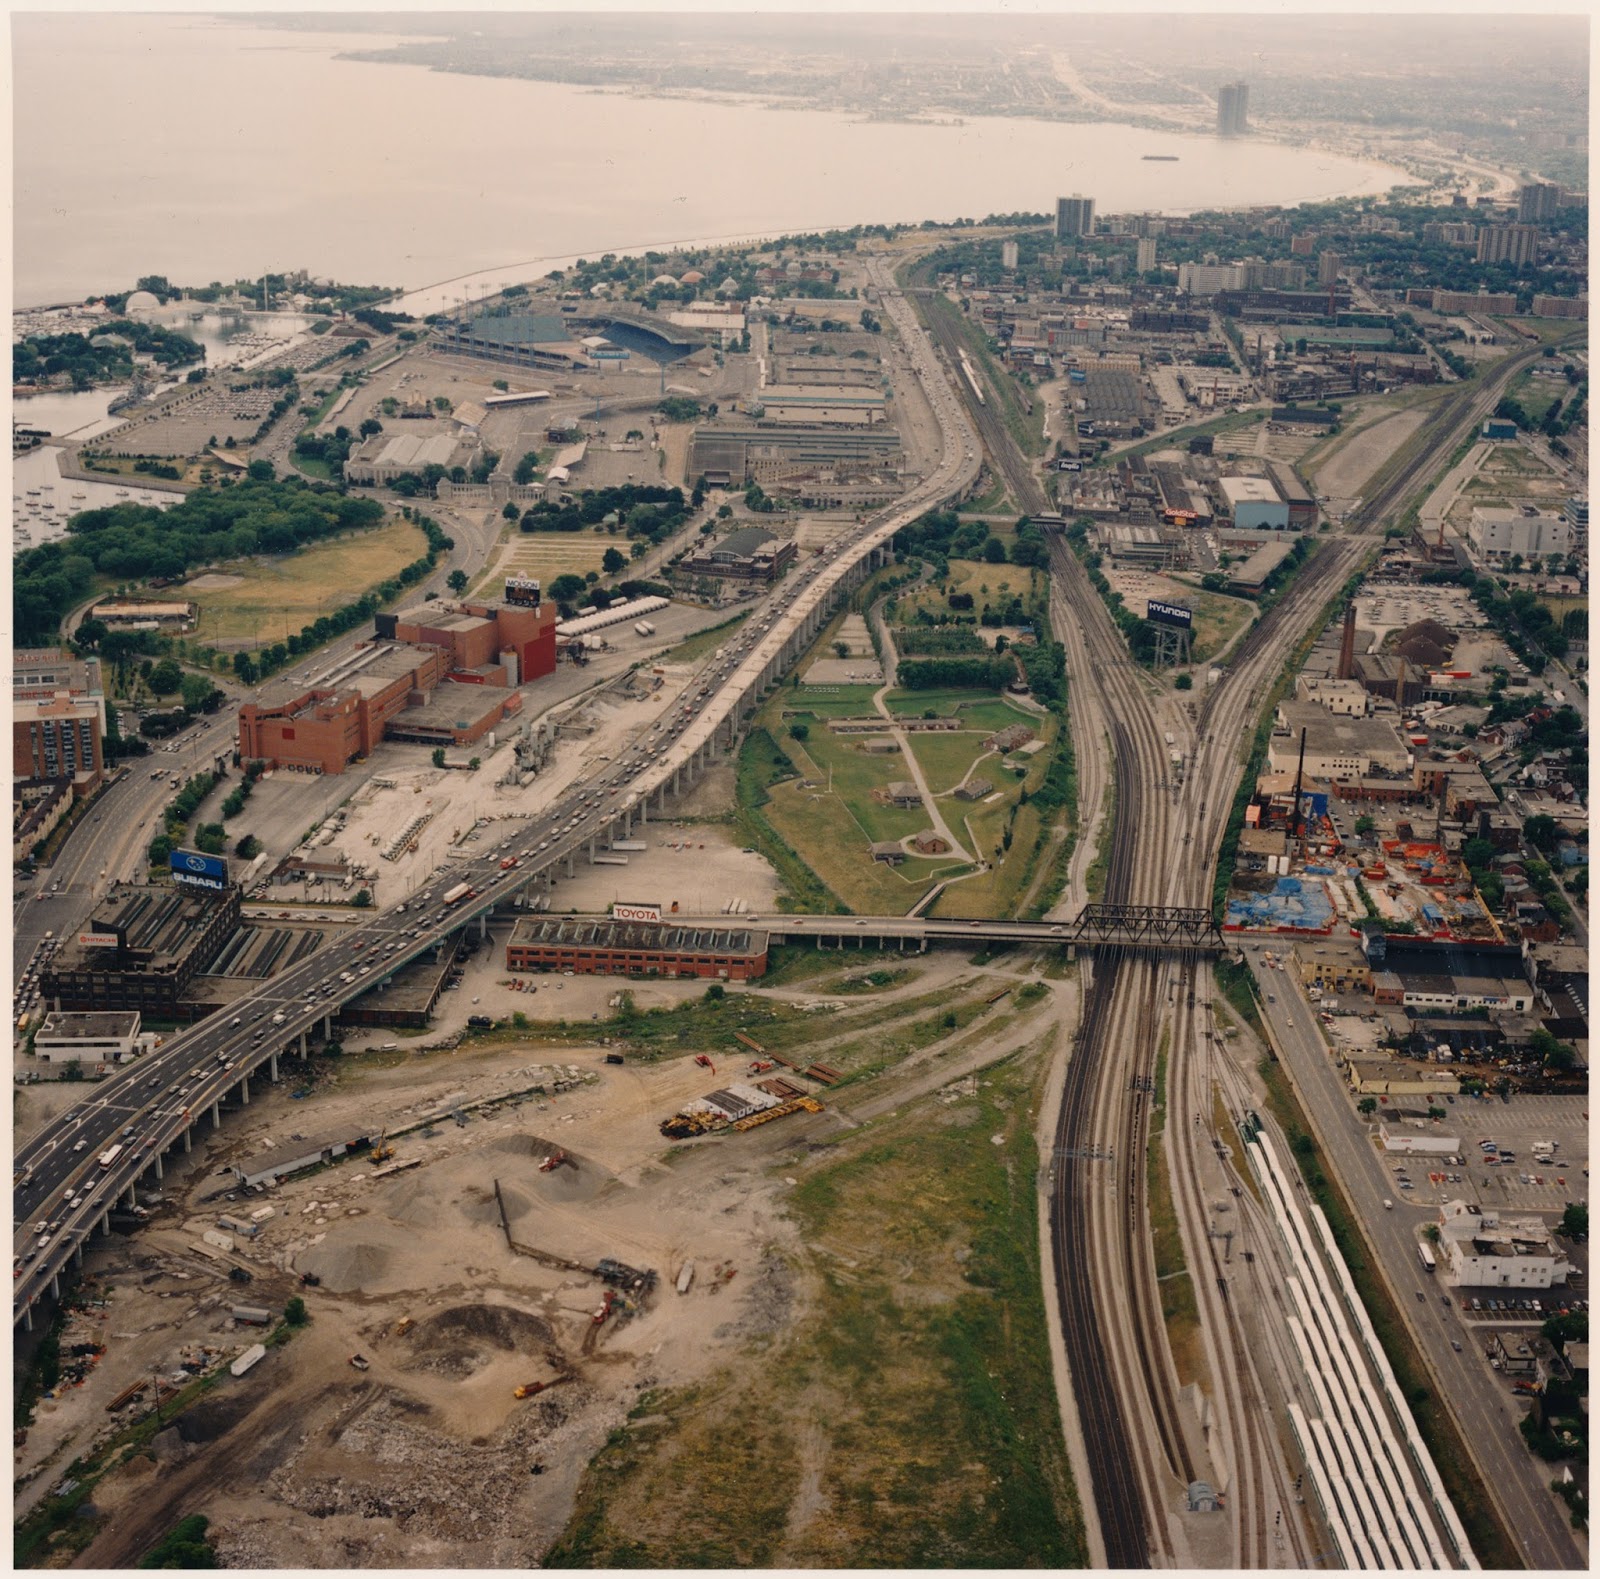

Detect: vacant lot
548,1042,1086,1569
183,517,427,644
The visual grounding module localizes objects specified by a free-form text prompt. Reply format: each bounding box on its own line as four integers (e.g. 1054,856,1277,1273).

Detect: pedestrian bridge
694,904,1224,955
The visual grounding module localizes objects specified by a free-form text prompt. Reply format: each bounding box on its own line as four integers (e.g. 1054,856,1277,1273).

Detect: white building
1296,678,1371,717
33,1010,150,1067
1178,262,1246,297
1267,700,1411,780
1436,1200,1570,1290
1467,507,1574,567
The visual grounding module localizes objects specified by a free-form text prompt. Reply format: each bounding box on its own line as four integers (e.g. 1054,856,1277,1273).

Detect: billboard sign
171,849,229,891
589,348,631,360
504,576,542,608
77,930,121,949
1146,599,1193,629
612,902,662,924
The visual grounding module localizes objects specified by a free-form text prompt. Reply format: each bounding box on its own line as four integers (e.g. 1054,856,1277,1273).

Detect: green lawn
905,731,994,793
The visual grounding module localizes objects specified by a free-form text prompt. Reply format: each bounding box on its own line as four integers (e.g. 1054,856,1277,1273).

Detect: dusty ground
33,1033,809,1569
24,940,1063,1569
1302,400,1433,501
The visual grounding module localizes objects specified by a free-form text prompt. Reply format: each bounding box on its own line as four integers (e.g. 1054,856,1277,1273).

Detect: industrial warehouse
505,917,770,980
237,579,558,774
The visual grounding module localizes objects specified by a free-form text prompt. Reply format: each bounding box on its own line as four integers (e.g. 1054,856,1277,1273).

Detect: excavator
538,1149,571,1173
694,1054,715,1072
368,1129,394,1165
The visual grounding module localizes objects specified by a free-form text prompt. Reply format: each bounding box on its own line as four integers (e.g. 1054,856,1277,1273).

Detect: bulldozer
394,1315,414,1337
513,1375,571,1401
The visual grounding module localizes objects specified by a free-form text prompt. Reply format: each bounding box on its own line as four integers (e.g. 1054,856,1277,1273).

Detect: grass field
904,730,994,793
1167,583,1257,665
184,517,427,644
782,683,884,717
884,690,1037,734
894,560,1043,623
498,531,619,584
546,1045,1086,1569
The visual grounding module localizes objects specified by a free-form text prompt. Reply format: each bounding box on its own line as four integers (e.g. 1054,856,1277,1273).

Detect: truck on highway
98,1143,124,1170
442,883,474,906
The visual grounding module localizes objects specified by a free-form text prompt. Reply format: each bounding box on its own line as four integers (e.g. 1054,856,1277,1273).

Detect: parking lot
1381,1092,1588,1215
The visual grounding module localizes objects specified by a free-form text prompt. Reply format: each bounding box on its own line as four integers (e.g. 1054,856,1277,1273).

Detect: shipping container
231,1305,273,1325
230,1343,267,1377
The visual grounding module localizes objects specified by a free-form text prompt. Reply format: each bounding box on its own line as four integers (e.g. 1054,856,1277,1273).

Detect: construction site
15,932,1077,1569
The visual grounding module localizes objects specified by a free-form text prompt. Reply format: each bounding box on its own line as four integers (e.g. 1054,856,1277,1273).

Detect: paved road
13,257,985,1324
1243,940,1584,1570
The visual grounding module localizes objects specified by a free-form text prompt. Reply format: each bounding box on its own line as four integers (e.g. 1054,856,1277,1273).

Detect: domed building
680,270,705,285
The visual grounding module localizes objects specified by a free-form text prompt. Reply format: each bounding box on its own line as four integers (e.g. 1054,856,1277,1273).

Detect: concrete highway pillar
21,1305,32,1332
99,1211,110,1237
73,1242,83,1269
270,1052,280,1082
240,1076,250,1105
124,1186,136,1210
211,1102,221,1129
673,766,683,796
708,735,718,762
182,1127,192,1154
622,808,633,837
299,1032,308,1057
566,852,575,878
478,912,488,941
50,1273,60,1301
322,1013,333,1039
153,1153,163,1181
638,800,647,828
657,783,667,811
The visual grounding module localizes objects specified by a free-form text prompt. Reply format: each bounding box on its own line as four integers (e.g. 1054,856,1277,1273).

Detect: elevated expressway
11,274,984,1329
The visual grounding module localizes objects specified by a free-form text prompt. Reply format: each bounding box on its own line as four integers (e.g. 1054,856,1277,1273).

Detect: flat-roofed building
1467,507,1573,567
752,385,886,426
89,599,195,630
33,1009,148,1066
506,917,768,981
1218,475,1291,531
1268,699,1410,780
41,884,243,1017
14,693,104,789
1437,1200,1570,1289
13,649,104,725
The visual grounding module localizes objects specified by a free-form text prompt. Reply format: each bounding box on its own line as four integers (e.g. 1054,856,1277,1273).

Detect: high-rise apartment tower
1217,81,1249,137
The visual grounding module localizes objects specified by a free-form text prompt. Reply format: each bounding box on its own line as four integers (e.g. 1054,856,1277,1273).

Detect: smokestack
1337,603,1357,680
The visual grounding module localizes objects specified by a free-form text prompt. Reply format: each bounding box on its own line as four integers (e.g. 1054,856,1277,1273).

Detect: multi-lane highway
1247,940,1584,1570
12,263,984,1325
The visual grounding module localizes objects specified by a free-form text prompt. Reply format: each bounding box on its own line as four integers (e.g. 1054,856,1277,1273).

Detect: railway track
906,273,1556,1565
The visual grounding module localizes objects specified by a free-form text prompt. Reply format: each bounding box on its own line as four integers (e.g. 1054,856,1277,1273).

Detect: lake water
13,13,1404,311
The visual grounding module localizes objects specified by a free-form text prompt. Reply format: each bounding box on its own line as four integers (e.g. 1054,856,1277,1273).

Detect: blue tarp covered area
1226,876,1334,931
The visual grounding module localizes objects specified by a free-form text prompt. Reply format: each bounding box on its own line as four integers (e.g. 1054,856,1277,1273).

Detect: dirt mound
381,1178,442,1228
486,1136,616,1206
401,1302,557,1380
296,1238,394,1292
460,1183,531,1226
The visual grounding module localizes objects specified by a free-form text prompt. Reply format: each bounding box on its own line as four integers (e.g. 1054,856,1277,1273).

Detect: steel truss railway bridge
743,903,1224,954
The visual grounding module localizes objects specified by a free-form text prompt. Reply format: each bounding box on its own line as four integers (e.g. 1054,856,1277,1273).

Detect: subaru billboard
171,849,229,891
